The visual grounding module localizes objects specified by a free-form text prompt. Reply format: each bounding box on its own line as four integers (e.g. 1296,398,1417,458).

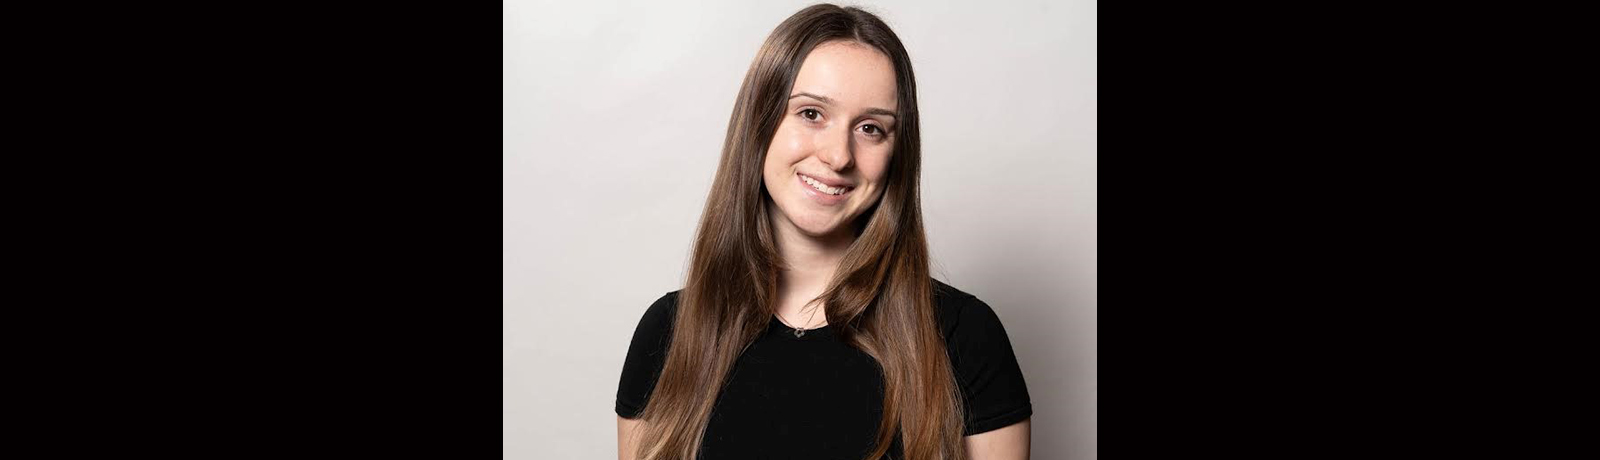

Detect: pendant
793,328,806,338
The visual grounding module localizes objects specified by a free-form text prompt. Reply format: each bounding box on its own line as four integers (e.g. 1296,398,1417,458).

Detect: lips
797,173,854,195
796,172,852,205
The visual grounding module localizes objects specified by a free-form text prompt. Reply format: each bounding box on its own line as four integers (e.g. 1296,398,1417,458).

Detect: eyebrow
789,92,898,120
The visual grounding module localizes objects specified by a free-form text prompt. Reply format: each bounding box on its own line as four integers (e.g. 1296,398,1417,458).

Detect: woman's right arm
618,292,676,460
617,415,643,460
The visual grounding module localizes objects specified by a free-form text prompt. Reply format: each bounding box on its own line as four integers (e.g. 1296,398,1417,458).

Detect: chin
790,213,848,237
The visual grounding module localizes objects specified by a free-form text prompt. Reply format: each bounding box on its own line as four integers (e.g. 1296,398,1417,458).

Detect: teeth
801,175,846,195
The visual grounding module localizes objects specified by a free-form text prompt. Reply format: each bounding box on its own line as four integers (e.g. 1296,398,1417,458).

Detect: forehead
791,41,898,109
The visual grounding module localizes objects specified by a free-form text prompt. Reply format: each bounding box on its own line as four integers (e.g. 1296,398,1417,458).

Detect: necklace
776,301,823,338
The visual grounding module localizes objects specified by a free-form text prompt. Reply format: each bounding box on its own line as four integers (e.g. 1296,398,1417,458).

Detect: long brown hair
634,4,964,459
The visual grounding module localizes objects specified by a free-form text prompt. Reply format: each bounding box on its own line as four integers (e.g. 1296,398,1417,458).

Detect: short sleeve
941,292,1033,435
615,291,679,419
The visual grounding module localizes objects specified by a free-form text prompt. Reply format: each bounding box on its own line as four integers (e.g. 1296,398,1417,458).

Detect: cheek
764,124,809,172
859,146,893,185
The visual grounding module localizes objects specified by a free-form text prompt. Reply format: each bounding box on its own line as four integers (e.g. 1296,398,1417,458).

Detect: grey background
503,0,1095,458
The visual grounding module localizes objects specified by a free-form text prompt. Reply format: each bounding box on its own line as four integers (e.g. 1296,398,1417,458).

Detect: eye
799,108,822,121
859,124,884,137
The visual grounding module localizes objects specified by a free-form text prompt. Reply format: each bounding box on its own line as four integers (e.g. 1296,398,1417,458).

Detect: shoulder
931,279,1004,339
932,280,1033,435
616,290,683,418
629,290,681,344
643,290,681,321
933,278,979,305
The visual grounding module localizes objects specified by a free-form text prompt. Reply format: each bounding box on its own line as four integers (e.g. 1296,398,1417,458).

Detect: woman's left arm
964,418,1030,460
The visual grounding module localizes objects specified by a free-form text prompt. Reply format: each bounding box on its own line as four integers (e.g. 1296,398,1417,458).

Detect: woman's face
763,40,900,239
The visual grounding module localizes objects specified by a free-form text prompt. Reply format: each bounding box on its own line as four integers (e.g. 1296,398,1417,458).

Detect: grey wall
503,0,1095,458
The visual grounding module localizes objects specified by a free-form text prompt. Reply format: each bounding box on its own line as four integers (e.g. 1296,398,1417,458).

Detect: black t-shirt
616,280,1032,459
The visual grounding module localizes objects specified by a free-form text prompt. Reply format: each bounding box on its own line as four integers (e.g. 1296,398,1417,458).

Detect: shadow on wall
941,227,1092,460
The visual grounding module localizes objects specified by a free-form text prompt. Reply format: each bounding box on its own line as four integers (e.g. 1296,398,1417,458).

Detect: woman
615,4,1031,459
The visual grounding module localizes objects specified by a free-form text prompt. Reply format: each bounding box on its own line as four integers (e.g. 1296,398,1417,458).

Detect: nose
817,128,855,172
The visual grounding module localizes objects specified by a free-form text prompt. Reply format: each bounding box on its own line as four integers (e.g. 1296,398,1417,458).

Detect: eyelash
797,108,887,139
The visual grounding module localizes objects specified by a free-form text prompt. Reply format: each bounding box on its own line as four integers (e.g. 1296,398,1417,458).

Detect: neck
769,209,856,322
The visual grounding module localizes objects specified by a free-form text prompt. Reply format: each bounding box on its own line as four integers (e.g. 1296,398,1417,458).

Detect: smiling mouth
798,173,853,196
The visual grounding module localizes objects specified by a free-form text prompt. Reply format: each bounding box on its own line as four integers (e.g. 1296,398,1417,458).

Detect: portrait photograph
505,1,1095,458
